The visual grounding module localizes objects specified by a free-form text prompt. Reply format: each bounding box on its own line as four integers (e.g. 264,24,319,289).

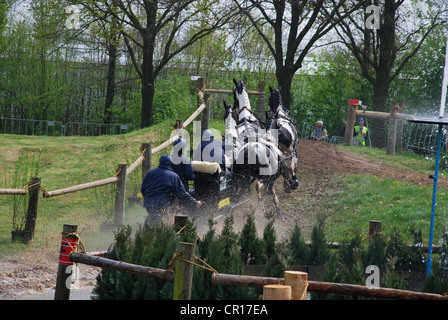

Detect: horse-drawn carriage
189,161,235,211
186,77,300,216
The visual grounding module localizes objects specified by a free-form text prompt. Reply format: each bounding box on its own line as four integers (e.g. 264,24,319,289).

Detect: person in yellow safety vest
354,117,368,146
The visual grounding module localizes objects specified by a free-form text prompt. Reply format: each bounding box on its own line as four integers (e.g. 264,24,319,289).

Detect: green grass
1,121,447,261
0,121,180,259
0,118,228,260
324,173,448,244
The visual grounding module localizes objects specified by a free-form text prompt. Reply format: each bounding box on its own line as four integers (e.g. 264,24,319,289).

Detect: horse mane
269,87,284,114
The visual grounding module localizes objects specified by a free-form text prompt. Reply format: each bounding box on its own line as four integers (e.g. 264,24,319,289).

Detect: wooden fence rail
43,177,119,198
56,219,447,301
1,90,208,244
63,250,446,301
212,273,445,301
0,188,27,195
43,98,208,199
70,252,174,282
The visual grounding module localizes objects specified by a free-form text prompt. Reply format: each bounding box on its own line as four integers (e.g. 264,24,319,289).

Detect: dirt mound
298,139,443,187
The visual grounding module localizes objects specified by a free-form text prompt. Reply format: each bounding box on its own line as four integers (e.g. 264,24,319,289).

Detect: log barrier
55,219,446,301
70,252,174,282
212,273,445,300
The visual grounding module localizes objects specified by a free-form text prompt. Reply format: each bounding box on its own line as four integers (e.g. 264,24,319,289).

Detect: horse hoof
256,183,264,199
276,208,285,220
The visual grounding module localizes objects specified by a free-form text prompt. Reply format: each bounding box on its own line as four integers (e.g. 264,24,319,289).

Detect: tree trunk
104,42,117,125
276,67,295,110
370,75,390,148
140,34,155,129
369,0,397,148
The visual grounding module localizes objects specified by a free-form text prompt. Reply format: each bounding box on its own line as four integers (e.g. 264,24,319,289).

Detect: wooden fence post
174,215,189,233
55,224,78,300
263,285,291,300
396,119,404,153
387,115,398,155
114,164,127,226
175,120,184,132
22,177,41,244
173,242,196,300
369,220,382,238
196,77,205,108
283,271,308,300
142,143,152,180
201,93,211,131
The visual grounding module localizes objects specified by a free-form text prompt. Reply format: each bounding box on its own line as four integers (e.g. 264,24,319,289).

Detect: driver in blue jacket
171,138,195,192
141,154,202,226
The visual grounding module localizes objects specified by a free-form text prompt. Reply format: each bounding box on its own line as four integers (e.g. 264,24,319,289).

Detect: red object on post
58,237,77,265
349,99,362,105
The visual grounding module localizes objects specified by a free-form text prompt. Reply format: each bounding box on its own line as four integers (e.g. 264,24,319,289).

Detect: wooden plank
204,88,261,95
355,110,416,121
126,155,144,177
212,273,281,288
345,104,356,145
307,281,444,300
387,117,398,155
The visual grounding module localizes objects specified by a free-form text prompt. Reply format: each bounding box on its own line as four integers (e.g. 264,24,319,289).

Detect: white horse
223,100,239,169
267,86,299,192
232,77,287,217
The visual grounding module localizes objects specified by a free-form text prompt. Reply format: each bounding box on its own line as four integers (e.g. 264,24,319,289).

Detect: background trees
233,0,362,110
335,0,446,147
0,0,447,140
80,0,238,128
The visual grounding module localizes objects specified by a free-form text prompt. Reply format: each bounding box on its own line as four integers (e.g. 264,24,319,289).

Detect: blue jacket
141,164,197,209
170,153,195,191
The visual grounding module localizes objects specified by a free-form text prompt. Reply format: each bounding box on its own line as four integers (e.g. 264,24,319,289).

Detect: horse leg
256,180,265,199
290,156,299,188
270,184,285,220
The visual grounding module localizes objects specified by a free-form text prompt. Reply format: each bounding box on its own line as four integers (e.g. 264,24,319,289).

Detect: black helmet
159,154,172,165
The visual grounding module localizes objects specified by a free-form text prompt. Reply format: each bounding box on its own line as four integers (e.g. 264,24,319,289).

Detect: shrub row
92,215,448,300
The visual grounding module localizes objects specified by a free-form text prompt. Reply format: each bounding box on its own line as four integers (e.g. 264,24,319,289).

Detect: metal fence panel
0,118,64,136
0,117,134,137
403,121,448,154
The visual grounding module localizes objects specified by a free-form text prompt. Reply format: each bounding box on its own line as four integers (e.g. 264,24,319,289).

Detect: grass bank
1,125,447,260
319,145,448,244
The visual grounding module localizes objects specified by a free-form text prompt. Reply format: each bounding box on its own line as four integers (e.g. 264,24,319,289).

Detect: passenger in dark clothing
171,138,195,191
194,129,226,168
141,155,201,226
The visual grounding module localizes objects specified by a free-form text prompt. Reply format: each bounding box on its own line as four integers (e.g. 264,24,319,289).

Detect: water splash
439,35,448,118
